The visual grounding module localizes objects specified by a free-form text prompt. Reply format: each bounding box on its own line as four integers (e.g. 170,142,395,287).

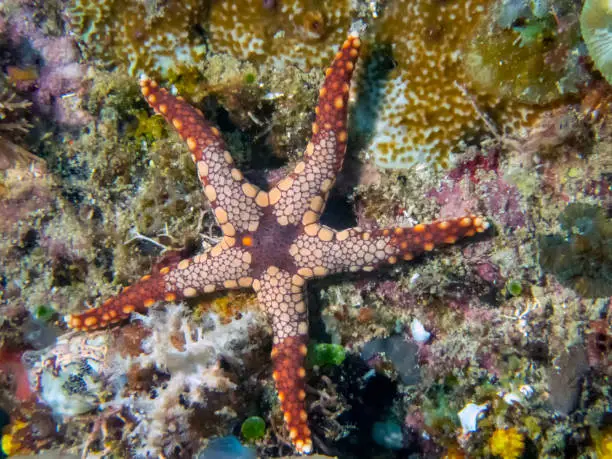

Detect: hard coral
360,0,585,170
208,0,352,68
539,203,612,298
68,0,207,77
488,427,525,459
359,0,528,170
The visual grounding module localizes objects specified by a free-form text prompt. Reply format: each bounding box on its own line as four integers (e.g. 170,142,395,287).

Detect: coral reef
358,0,588,170
23,305,266,457
1,0,611,457
465,0,587,105
357,0,496,170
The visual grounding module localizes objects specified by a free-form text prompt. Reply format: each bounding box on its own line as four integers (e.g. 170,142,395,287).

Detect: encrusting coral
357,0,509,169
358,0,587,170
207,0,352,69
488,427,525,459
67,0,207,77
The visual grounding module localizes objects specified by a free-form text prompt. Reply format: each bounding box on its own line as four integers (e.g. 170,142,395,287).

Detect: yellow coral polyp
597,428,612,459
1,420,31,456
489,427,525,459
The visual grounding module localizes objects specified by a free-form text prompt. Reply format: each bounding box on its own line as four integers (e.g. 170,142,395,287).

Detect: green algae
307,343,346,367
240,416,266,441
464,0,586,105
506,279,523,297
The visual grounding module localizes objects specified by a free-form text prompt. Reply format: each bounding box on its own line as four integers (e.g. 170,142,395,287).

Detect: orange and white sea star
66,33,489,454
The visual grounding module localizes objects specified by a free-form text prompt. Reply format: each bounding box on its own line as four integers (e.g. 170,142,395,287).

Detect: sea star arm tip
291,216,489,278
258,267,312,454
66,270,171,331
66,246,255,331
269,35,361,228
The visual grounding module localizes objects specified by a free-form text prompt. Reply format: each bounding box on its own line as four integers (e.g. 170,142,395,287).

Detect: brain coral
207,0,352,68
358,0,537,170
68,0,207,77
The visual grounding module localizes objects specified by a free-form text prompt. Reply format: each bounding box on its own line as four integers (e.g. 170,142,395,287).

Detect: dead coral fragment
539,203,612,298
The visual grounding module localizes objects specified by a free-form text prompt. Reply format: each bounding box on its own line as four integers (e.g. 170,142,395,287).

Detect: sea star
66,33,489,454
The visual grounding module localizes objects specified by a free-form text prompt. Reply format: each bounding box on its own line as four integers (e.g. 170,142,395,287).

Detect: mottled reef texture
1,0,611,458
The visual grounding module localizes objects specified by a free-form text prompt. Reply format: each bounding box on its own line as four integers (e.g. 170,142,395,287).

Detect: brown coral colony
66,34,488,454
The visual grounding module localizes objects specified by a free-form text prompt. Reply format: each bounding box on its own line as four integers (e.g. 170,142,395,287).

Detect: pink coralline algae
3,7,88,125
430,175,526,231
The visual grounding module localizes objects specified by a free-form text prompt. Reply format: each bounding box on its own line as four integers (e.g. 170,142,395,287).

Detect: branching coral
117,306,265,457
26,305,266,457
0,83,41,174
0,87,31,134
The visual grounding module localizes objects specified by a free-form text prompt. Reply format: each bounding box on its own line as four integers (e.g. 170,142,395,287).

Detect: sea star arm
140,79,266,237
290,216,489,277
255,267,312,454
66,244,254,331
269,34,360,227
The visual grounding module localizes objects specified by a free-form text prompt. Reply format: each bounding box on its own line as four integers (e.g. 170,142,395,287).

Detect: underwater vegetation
465,0,587,105
539,203,612,298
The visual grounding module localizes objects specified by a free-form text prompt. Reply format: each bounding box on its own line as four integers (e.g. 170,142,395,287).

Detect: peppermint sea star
67,33,489,454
